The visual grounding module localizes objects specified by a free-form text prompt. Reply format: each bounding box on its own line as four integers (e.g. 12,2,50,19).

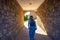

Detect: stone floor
15,22,52,40
15,27,52,40
16,22,52,40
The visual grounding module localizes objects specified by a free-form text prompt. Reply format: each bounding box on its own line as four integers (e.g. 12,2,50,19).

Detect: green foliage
24,15,28,21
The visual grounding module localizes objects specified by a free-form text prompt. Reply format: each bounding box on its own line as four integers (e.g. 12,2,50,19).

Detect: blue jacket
28,19,37,31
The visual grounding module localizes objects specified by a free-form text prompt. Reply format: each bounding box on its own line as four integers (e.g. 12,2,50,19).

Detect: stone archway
0,0,60,40
23,11,47,35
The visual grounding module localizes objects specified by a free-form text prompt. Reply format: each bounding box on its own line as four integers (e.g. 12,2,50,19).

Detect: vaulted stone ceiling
17,0,45,11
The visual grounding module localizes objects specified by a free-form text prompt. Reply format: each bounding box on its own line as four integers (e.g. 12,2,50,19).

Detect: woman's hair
29,16,33,20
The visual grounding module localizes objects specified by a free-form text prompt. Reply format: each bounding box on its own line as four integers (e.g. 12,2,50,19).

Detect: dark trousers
29,29,35,40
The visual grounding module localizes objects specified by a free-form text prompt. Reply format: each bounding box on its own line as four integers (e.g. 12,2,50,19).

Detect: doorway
24,11,47,35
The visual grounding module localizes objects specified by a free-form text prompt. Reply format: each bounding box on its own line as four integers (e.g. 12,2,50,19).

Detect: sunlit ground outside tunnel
24,11,47,36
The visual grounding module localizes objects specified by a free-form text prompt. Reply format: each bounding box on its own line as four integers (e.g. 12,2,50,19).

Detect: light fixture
29,3,32,5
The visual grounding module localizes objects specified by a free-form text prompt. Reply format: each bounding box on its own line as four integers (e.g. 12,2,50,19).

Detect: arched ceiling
17,0,45,11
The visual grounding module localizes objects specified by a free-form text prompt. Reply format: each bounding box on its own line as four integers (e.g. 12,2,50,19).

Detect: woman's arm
28,20,30,28
34,21,37,30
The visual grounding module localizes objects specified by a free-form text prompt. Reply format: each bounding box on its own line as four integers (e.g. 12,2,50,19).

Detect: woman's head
29,16,33,20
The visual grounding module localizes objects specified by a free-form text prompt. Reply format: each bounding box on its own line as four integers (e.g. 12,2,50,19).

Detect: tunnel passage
0,0,60,40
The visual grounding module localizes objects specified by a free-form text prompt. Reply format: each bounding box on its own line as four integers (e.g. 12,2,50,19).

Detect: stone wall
37,0,60,40
0,0,23,40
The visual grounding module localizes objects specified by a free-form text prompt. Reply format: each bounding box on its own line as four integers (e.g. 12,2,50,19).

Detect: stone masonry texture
0,0,23,40
37,0,60,40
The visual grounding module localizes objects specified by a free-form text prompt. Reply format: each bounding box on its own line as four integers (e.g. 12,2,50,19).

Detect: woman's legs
29,30,35,40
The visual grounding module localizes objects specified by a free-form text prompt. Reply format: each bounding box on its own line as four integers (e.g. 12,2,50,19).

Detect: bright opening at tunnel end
24,12,47,36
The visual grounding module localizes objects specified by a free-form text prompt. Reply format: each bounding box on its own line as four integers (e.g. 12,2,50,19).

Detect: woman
28,16,37,40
